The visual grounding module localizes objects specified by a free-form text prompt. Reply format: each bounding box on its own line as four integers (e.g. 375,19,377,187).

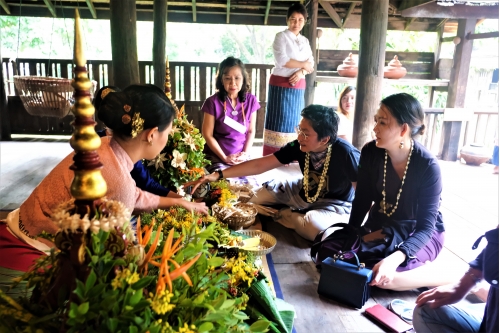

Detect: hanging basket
13,76,74,118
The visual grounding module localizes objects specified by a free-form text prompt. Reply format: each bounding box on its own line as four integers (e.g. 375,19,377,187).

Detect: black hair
287,3,308,20
215,56,250,103
93,85,121,110
380,93,426,137
301,104,338,143
97,84,175,140
338,85,356,116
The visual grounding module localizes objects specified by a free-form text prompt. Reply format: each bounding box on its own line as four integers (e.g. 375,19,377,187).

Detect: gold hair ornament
131,112,145,138
101,87,114,100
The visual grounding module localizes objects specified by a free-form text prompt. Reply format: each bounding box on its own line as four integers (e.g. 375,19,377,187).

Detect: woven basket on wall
13,76,74,118
212,202,258,230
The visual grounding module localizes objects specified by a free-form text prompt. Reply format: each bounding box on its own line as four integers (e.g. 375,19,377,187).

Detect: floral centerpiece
0,201,271,333
147,104,210,191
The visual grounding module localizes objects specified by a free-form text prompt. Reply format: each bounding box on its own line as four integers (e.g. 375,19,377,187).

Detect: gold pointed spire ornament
70,9,107,202
165,56,172,100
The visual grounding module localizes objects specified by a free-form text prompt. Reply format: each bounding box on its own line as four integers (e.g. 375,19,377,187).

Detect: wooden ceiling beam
319,1,342,28
43,0,57,17
0,0,10,14
402,2,499,19
85,0,97,19
398,0,434,11
226,0,230,23
404,17,416,30
341,2,357,29
192,0,196,22
466,31,499,40
264,0,272,25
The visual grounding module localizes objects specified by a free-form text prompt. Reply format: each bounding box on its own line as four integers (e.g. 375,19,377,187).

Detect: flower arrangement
147,105,210,190
0,202,271,333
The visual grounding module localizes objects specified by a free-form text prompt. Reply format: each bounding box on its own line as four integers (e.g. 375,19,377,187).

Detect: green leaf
129,289,143,306
212,294,226,310
131,276,154,290
129,325,139,333
77,302,89,315
87,283,107,299
220,299,235,309
193,293,205,305
233,311,248,320
68,303,78,319
107,318,118,332
85,269,97,291
250,320,270,332
198,322,214,332
207,257,224,268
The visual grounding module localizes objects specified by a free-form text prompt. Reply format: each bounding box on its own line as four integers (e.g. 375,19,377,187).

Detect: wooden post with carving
153,0,168,89
304,0,318,107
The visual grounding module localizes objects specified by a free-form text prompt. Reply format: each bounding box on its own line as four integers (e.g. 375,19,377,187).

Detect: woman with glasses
186,104,360,241
263,3,315,155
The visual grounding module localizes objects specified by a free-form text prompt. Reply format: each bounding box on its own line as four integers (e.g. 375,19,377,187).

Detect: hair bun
419,124,426,135
97,91,133,134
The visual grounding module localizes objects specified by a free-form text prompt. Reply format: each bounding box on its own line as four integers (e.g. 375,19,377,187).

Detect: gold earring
399,141,404,149
148,140,153,146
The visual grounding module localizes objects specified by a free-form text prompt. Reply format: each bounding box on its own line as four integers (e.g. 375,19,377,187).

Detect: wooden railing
2,58,497,162
2,58,273,138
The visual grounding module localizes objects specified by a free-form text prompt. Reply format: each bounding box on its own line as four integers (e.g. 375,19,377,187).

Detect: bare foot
493,166,499,174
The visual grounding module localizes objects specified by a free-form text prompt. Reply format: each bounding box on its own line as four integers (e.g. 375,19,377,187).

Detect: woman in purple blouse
201,57,260,173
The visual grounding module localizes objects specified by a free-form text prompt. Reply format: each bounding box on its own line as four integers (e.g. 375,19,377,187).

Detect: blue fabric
96,129,170,196
492,146,499,167
413,303,484,333
264,84,304,133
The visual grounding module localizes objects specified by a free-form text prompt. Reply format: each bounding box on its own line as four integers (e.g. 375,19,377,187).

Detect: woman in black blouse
349,93,447,291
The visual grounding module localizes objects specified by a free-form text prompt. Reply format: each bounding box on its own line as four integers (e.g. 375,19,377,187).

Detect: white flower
147,153,167,170
171,149,187,169
182,133,197,151
171,125,180,134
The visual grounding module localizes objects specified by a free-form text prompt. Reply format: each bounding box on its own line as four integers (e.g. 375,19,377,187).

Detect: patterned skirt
263,75,305,155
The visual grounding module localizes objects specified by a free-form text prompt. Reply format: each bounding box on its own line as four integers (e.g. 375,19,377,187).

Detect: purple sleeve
247,94,260,114
349,143,375,228
201,96,216,116
398,159,442,259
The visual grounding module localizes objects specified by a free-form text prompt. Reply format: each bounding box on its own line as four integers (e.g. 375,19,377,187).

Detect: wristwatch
215,169,224,180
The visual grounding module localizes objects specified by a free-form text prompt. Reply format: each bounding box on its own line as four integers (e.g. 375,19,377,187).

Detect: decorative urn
460,143,491,166
384,55,407,79
337,53,358,78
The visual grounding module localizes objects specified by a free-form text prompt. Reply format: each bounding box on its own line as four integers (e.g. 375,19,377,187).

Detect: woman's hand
184,172,219,195
369,251,406,287
227,152,248,164
181,200,208,215
225,154,241,165
415,283,470,309
289,70,305,86
303,62,314,73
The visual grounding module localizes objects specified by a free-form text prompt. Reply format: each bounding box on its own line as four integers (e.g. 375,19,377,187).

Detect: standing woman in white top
336,86,356,142
263,3,314,155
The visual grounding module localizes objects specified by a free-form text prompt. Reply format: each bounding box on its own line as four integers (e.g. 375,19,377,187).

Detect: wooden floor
0,137,498,332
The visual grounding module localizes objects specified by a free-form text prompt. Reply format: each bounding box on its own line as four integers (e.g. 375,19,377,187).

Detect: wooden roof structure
0,0,498,33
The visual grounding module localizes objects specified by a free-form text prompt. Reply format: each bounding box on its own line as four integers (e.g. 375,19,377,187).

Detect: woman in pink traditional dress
0,85,207,280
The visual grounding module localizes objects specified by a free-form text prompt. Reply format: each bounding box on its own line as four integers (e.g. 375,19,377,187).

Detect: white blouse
272,29,314,78
337,112,353,143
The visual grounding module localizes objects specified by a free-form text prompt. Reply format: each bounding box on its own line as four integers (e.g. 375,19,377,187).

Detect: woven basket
229,183,255,203
235,230,277,256
212,202,258,230
13,76,74,118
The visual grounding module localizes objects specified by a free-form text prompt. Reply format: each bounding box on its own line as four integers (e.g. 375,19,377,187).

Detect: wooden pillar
442,18,475,161
303,0,318,106
428,25,444,107
352,0,388,149
0,27,11,140
110,0,140,87
153,0,167,89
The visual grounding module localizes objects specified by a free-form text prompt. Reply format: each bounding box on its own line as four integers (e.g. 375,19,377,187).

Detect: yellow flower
150,290,176,315
177,323,196,333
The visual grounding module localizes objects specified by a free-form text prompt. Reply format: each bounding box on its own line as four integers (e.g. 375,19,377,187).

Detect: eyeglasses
295,126,310,140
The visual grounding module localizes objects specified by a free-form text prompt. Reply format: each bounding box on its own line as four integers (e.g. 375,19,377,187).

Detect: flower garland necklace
303,144,332,203
382,139,414,217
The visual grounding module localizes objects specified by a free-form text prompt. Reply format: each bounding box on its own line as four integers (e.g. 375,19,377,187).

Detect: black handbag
317,250,373,309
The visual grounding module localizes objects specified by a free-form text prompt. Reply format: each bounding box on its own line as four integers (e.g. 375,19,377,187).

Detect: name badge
224,115,246,134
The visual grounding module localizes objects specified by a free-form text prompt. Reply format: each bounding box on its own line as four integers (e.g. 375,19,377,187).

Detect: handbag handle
333,250,366,270
310,223,360,263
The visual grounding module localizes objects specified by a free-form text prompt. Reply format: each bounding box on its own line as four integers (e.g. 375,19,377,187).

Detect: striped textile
263,75,305,156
